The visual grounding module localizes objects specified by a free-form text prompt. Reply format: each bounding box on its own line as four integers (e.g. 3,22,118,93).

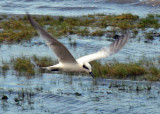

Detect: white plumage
27,14,129,78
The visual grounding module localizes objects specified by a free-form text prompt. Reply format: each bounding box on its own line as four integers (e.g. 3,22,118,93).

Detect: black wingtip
26,11,30,21
109,33,130,55
26,12,39,30
26,12,33,26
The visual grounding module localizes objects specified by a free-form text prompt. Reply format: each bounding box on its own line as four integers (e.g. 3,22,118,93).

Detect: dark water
0,0,160,16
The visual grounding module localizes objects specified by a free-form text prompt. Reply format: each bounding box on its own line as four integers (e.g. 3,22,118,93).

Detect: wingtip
25,11,31,21
26,12,33,25
124,33,130,43
123,32,130,39
26,12,39,30
120,33,130,43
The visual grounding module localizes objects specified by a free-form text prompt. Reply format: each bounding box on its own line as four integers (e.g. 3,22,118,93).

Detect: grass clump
0,55,159,81
76,28,90,36
0,61,9,74
91,59,160,81
90,30,105,36
110,63,146,79
12,57,35,76
2,63,9,71
32,55,55,67
145,32,154,40
115,13,139,21
0,16,36,42
138,14,159,28
91,61,146,79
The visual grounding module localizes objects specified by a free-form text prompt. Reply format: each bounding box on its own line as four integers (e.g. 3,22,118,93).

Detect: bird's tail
40,67,48,70
40,66,59,71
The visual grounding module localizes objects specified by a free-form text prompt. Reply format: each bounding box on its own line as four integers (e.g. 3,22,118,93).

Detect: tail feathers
40,66,59,71
40,67,49,70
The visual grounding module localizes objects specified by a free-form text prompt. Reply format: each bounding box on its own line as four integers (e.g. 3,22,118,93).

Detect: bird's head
82,62,94,78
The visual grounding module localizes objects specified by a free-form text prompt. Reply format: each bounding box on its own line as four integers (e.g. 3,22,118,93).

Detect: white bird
27,14,129,78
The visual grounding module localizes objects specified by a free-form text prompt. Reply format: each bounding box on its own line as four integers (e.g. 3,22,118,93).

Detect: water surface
0,0,160,113
0,73,160,113
0,0,160,16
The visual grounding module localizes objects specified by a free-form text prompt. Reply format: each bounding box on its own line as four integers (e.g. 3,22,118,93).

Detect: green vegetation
91,58,160,81
32,55,56,67
0,13,160,42
145,32,154,40
2,55,56,77
0,13,159,81
0,55,159,81
90,30,105,36
1,62,9,71
12,56,35,76
0,17,36,42
0,60,9,75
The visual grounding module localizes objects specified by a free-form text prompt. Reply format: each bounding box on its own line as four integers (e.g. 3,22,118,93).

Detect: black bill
89,72,94,78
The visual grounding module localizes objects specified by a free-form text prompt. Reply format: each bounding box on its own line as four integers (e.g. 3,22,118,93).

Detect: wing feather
27,14,77,64
77,34,129,63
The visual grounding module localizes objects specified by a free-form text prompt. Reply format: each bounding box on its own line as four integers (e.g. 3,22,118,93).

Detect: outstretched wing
27,14,77,64
77,34,129,63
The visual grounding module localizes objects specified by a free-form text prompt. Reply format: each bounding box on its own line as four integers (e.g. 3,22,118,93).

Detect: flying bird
27,14,129,78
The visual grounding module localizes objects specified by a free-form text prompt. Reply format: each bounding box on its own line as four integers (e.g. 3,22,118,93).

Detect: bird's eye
83,65,89,70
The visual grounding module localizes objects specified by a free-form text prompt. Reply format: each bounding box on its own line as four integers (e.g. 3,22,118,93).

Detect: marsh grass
90,30,105,36
32,55,56,67
145,32,154,40
91,61,146,79
0,55,159,81
76,28,90,36
0,61,9,75
138,14,160,28
9,55,58,76
91,58,160,81
115,13,139,20
11,56,35,76
1,60,9,71
0,17,36,42
0,13,160,42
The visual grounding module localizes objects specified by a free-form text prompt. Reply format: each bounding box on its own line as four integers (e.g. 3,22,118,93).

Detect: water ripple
0,0,160,16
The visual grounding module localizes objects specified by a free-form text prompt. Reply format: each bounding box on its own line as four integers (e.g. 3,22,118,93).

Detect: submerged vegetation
0,55,160,81
0,13,160,42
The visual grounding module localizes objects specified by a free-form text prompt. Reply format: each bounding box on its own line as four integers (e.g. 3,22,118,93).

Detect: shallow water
0,35,160,113
0,0,160,16
0,72,160,113
0,35,160,63
0,0,160,113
